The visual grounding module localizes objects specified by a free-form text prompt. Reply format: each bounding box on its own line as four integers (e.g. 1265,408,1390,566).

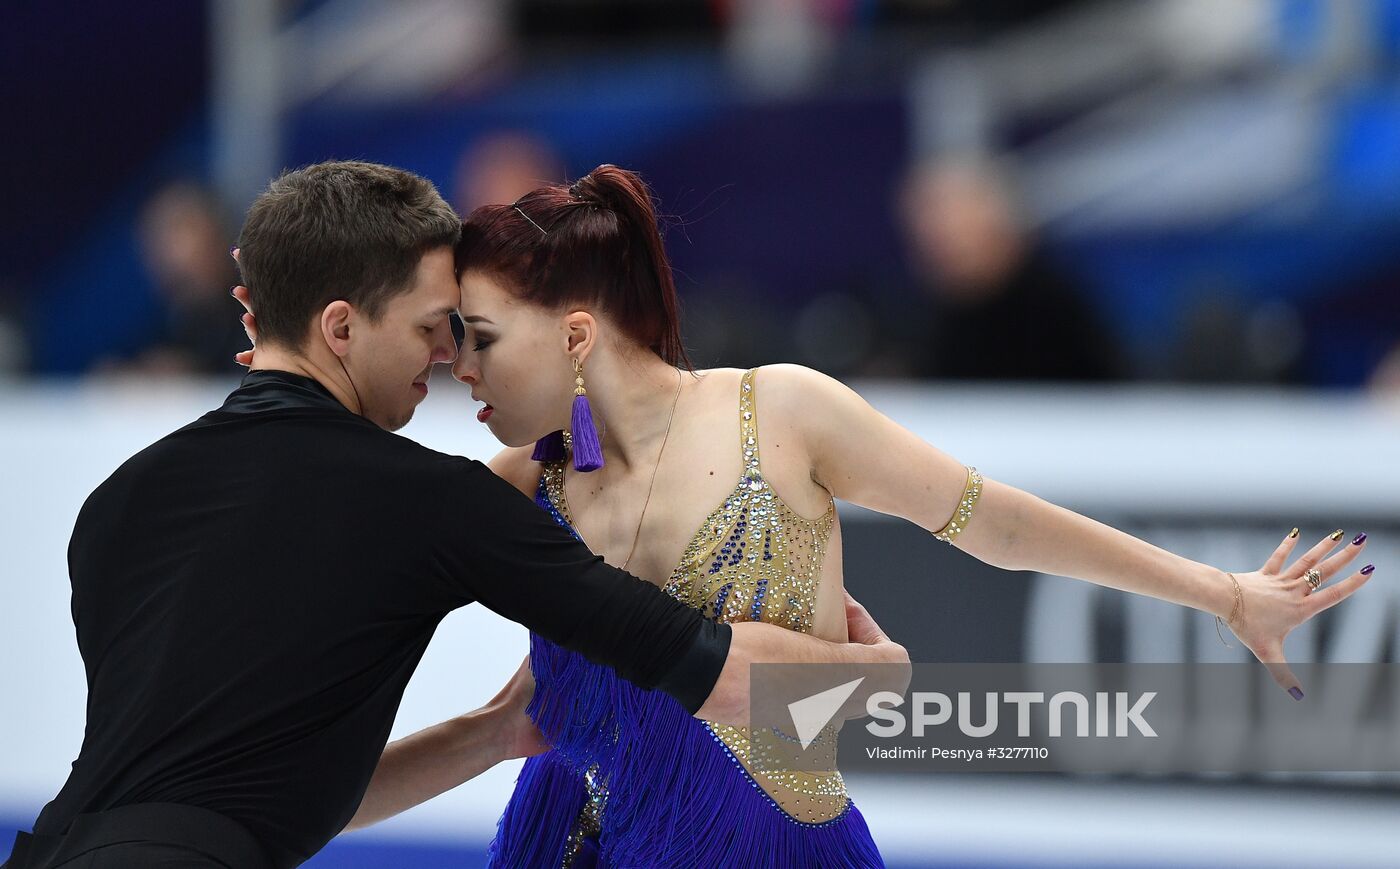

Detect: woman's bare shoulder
684,363,847,432
748,363,850,414
487,445,544,497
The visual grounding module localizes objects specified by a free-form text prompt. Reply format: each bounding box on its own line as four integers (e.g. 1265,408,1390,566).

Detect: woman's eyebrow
461,315,495,324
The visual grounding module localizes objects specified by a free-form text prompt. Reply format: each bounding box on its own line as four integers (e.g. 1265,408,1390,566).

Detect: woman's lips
411,382,428,396
477,405,493,423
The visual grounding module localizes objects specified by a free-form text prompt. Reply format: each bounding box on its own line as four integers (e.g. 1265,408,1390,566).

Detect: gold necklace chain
620,369,684,572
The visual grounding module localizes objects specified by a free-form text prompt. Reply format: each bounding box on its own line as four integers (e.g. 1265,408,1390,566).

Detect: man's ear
320,300,355,358
563,310,597,363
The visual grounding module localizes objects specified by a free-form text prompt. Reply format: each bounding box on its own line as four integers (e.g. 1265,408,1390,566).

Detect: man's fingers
843,590,868,639
844,590,888,646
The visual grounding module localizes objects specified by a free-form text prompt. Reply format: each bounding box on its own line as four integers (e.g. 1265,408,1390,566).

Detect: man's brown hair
236,160,461,348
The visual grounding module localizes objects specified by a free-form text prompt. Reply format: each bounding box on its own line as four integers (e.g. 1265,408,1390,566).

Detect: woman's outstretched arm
762,364,1376,697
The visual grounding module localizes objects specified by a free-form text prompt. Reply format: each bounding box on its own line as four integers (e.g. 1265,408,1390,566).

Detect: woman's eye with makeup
472,338,493,352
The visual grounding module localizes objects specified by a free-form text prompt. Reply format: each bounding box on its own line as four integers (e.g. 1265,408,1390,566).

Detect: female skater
233,165,1374,866
442,165,1375,867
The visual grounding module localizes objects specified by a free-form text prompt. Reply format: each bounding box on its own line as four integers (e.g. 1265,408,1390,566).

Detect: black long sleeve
431,457,730,709
32,370,730,868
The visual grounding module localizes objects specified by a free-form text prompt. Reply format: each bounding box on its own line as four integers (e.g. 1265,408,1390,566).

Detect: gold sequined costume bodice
539,368,849,826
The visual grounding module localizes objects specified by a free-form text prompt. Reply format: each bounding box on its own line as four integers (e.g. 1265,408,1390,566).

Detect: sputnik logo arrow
788,677,866,749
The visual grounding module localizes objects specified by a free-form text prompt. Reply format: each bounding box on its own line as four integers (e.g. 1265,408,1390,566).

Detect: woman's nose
452,355,477,385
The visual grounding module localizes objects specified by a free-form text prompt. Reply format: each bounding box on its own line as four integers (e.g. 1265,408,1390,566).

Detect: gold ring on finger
1304,568,1323,592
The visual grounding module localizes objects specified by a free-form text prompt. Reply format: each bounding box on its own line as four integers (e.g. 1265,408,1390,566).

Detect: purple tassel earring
531,430,565,462
570,358,604,472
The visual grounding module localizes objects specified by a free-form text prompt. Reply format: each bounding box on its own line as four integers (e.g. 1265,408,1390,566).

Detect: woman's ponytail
457,164,692,370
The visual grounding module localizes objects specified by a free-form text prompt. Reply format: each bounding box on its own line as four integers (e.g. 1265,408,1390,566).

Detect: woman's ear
563,310,597,363
320,300,354,358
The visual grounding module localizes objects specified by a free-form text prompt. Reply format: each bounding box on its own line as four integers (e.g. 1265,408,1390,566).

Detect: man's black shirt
31,370,731,867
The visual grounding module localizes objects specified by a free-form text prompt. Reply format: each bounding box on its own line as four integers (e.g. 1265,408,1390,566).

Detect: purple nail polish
1352,532,1367,546
1288,686,1304,701
1362,564,1375,576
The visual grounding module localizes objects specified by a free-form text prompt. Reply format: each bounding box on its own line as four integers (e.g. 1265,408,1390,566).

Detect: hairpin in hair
512,204,548,238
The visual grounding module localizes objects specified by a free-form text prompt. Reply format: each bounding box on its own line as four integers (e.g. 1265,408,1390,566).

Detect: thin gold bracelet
1214,571,1244,648
932,466,983,545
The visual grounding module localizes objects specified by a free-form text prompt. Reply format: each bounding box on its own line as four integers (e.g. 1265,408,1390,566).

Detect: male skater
4,161,906,868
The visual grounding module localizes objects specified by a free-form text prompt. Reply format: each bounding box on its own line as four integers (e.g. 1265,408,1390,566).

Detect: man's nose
432,327,459,365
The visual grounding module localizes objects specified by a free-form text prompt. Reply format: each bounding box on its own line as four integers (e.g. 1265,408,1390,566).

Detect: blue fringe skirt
486,633,885,868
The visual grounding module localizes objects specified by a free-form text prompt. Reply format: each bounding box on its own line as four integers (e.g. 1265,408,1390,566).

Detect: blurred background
4,0,1400,866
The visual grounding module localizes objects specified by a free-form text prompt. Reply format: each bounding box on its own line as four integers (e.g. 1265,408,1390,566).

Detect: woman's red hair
455,164,692,369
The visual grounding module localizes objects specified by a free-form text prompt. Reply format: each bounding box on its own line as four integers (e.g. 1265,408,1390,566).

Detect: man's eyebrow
461,315,495,324
432,307,459,318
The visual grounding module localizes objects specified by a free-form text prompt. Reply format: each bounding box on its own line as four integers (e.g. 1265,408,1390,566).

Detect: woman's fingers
1308,532,1368,587
1253,642,1304,700
232,313,257,367
231,290,258,369
1305,565,1376,616
231,285,253,315
1286,530,1347,580
1262,527,1300,575
1255,529,1377,702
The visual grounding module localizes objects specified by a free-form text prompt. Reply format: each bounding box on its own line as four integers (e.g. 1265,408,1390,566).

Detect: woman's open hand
1226,528,1375,699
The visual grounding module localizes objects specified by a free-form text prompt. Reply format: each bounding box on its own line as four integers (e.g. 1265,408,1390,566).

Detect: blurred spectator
0,293,30,375
1172,289,1306,384
96,181,244,377
1368,342,1400,399
1343,260,1400,392
452,131,565,214
518,0,716,41
881,0,1089,33
895,155,1125,381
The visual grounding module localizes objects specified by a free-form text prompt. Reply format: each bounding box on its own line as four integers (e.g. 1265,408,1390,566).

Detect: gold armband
932,466,983,545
